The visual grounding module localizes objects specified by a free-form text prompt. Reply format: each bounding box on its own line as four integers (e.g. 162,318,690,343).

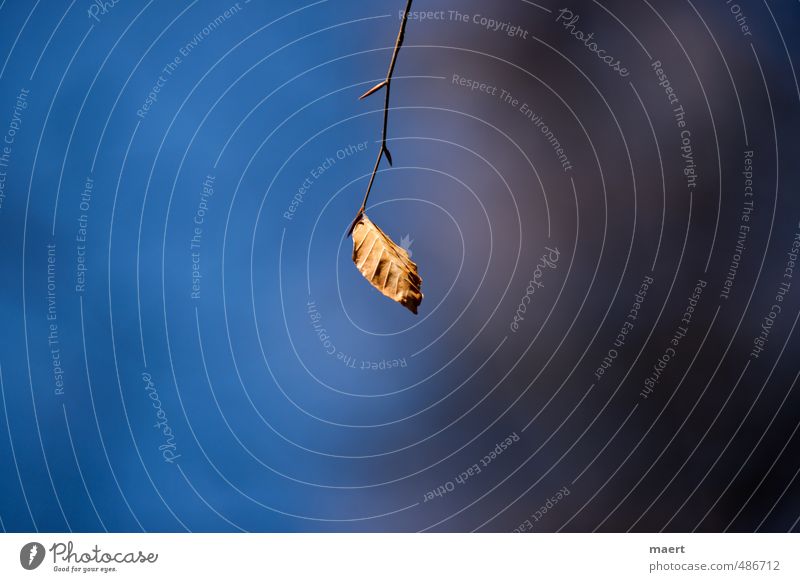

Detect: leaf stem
348,0,413,236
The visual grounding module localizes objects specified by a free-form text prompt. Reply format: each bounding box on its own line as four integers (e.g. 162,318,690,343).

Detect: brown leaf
351,214,423,314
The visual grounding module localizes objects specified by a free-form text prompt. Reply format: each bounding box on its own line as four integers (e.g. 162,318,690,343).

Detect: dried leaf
351,214,423,314
359,80,387,100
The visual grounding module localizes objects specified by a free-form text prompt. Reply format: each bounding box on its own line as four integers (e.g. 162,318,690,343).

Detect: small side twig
348,0,414,236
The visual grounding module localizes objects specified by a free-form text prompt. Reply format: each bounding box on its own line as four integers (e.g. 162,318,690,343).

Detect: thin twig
348,0,413,236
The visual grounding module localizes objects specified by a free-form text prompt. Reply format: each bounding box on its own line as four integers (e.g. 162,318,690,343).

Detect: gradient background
1,0,799,532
